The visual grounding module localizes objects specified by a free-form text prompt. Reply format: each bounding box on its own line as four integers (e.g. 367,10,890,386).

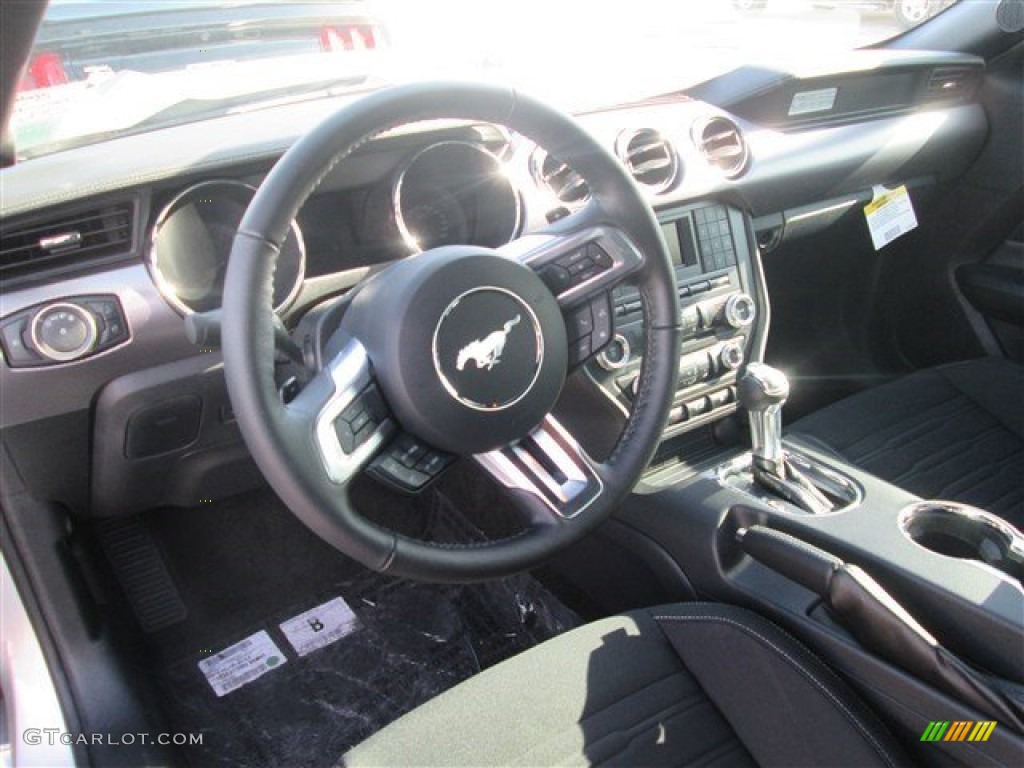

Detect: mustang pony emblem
456,315,522,371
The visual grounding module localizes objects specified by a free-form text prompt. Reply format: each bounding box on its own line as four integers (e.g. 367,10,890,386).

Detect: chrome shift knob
738,363,789,477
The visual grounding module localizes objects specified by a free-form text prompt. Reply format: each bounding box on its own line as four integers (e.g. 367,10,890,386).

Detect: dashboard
0,48,989,514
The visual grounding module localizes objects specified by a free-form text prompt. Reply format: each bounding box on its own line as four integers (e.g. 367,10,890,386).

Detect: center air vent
0,201,135,281
615,128,679,194
529,149,590,206
694,116,750,179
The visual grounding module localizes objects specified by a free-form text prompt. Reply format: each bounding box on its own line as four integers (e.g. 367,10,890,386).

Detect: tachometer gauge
148,180,305,315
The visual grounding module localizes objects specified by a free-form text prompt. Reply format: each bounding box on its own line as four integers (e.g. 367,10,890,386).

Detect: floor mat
140,490,579,767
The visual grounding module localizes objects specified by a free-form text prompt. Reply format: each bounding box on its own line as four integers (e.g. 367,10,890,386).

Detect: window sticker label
864,184,918,251
279,597,360,657
788,87,838,116
198,630,286,697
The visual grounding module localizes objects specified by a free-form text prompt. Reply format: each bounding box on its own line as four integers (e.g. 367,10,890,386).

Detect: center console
609,356,1024,763
585,201,766,439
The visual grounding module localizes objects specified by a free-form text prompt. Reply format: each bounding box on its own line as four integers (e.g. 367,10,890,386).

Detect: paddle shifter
738,363,832,515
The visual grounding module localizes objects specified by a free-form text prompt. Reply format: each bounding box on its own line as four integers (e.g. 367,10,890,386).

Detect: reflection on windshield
12,0,953,160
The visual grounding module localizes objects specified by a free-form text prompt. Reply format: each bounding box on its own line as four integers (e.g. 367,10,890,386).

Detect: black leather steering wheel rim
222,82,681,582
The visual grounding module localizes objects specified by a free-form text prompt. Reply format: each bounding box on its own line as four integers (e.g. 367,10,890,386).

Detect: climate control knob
30,303,97,362
723,293,756,329
719,341,745,371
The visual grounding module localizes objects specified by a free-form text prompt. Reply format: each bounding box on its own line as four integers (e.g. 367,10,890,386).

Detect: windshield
11,0,957,160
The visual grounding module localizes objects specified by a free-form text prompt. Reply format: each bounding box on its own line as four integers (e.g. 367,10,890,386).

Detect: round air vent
615,128,680,193
529,148,590,206
694,116,750,179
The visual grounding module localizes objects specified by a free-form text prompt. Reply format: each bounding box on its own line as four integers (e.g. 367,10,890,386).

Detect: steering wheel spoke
475,415,603,522
365,432,456,494
306,339,397,485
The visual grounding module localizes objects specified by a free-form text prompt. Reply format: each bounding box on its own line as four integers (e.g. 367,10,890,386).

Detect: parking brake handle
738,525,1024,733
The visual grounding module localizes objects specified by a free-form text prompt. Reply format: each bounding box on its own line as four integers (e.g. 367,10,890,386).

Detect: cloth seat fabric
790,357,1024,528
341,603,908,767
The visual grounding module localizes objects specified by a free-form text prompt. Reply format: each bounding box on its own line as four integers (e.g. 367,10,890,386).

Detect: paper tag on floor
279,597,360,657
199,630,286,697
864,184,917,250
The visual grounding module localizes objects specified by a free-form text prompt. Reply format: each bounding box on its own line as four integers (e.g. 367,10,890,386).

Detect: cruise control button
568,304,594,340
561,248,590,267
540,265,572,294
570,336,592,365
591,295,612,331
334,420,357,454
372,456,430,491
361,387,388,421
567,258,594,276
347,408,371,434
392,436,428,468
588,244,613,269
415,451,451,476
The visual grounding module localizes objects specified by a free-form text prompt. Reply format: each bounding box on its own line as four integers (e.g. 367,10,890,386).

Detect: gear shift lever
738,363,832,514
738,363,789,478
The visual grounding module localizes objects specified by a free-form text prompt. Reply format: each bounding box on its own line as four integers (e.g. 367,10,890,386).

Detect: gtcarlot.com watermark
23,729,203,747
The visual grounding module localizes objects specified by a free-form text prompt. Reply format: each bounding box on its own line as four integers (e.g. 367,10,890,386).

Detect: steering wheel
222,83,681,582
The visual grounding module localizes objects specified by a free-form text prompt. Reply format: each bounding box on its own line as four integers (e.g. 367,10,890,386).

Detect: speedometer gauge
148,180,305,315
393,141,522,253
398,189,469,251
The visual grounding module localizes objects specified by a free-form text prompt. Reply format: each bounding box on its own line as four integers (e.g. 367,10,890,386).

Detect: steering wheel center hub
433,288,543,411
342,246,568,454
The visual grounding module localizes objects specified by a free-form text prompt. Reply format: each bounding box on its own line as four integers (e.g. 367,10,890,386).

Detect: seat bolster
653,603,911,768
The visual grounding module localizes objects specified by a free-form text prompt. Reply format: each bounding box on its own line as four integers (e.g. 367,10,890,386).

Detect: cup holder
899,502,1024,583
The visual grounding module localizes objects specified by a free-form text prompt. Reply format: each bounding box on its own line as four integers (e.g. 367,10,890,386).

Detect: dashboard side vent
694,116,750,179
0,201,135,280
925,66,975,100
530,149,590,206
616,128,679,193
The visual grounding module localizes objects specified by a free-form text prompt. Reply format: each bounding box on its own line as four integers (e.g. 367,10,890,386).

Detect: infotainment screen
660,217,698,269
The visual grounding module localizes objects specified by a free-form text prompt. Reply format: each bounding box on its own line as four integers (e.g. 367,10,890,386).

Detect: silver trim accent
708,450,861,516
29,301,98,362
692,115,750,179
614,128,680,194
431,287,544,412
596,333,631,371
475,415,603,518
742,362,786,472
528,146,591,207
724,292,756,329
313,340,395,485
898,501,1024,583
147,179,306,317
0,554,75,768
392,140,523,254
38,231,82,251
0,264,193,428
719,340,745,372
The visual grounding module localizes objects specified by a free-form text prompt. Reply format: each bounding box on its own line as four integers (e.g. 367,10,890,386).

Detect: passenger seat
789,357,1024,528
